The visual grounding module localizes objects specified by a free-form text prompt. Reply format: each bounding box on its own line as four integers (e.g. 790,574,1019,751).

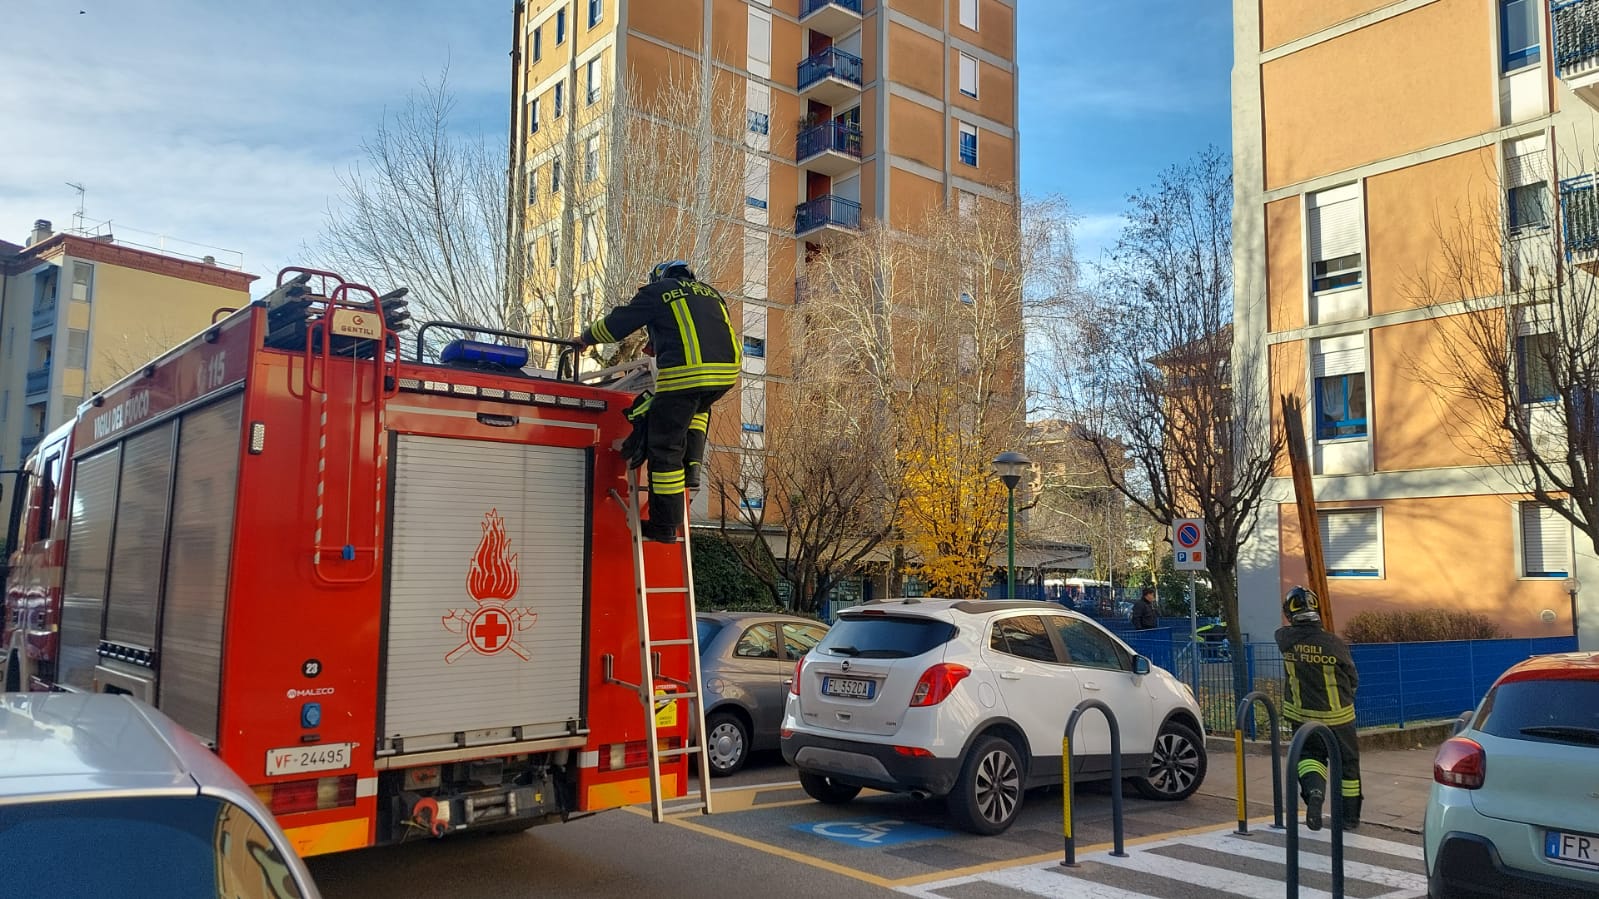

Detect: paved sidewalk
1198,741,1438,833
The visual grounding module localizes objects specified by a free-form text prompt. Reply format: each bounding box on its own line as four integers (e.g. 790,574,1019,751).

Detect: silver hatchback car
697,612,829,776
0,692,320,898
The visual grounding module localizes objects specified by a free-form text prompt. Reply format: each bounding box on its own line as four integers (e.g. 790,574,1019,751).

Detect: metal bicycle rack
1060,698,1127,867
1285,721,1347,898
1233,691,1285,834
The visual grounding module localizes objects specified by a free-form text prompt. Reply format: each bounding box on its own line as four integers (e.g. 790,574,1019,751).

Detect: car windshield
817,615,956,659
1476,679,1599,746
696,618,724,654
0,794,302,898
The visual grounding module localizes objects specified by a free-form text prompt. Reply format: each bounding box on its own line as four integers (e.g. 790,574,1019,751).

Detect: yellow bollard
1061,734,1075,865
1234,728,1248,835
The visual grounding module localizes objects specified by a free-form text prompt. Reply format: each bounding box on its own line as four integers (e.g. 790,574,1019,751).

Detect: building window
747,111,770,135
65,329,88,369
70,262,93,302
554,80,565,118
556,7,567,44
742,421,765,433
1509,183,1549,233
527,170,537,205
533,26,542,61
1506,136,1550,235
589,0,603,28
959,52,978,98
1313,335,1367,440
958,122,978,166
743,335,766,358
1501,0,1540,72
1520,501,1570,577
586,58,602,104
1320,509,1382,578
529,98,540,134
1517,330,1558,403
548,234,558,268
584,136,599,181
1307,184,1363,292
551,157,563,192
582,213,598,262
960,0,978,30
745,195,768,210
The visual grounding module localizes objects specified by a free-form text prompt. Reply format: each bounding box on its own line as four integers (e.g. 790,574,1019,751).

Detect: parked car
697,612,830,776
0,691,320,898
780,598,1208,835
1424,651,1599,898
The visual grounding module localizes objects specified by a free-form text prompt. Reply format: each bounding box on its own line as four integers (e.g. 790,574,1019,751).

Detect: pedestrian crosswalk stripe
895,824,1426,899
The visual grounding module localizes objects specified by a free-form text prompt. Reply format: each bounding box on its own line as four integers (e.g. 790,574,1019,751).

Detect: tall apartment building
509,0,1019,525
1232,0,1598,646
0,220,256,474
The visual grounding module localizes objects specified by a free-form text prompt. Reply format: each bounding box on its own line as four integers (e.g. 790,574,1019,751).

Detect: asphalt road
306,750,1246,899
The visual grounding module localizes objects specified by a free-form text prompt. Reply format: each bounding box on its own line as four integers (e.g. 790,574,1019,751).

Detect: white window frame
959,52,979,99
960,0,978,30
1306,183,1364,295
588,0,603,28
1518,500,1571,578
1319,507,1384,578
554,80,565,118
581,212,599,263
586,58,602,105
556,7,568,44
529,98,540,134
584,136,600,182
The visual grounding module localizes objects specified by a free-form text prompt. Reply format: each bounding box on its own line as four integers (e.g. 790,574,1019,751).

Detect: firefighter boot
1304,789,1325,832
684,411,709,489
642,492,682,544
1341,796,1363,830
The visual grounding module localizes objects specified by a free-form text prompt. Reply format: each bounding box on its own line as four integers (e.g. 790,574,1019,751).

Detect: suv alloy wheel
1133,720,1207,800
947,735,1025,835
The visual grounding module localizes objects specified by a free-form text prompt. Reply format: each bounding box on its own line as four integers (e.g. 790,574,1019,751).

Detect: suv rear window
1476,679,1599,745
819,615,957,659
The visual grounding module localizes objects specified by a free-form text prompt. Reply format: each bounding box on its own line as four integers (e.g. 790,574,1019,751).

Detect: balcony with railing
1555,0,1599,108
797,47,864,107
25,365,50,397
800,0,862,37
796,121,864,176
795,195,862,243
19,434,43,458
1562,174,1599,271
31,299,56,331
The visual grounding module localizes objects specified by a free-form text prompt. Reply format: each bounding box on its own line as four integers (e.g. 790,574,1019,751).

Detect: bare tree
1036,147,1280,693
316,69,533,346
1406,178,1599,554
1025,419,1136,584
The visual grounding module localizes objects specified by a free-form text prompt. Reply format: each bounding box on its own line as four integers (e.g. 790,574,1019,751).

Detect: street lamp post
992,451,1031,600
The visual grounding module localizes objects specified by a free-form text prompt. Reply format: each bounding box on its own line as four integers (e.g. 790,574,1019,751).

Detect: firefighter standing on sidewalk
1276,585,1363,830
577,260,740,543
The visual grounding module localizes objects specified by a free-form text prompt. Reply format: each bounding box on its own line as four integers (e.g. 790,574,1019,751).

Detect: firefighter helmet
650,260,694,283
1283,586,1321,624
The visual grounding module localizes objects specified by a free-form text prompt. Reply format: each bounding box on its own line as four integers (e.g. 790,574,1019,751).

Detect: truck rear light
600,738,681,772
257,774,358,815
893,746,933,758
909,663,971,707
1434,737,1486,789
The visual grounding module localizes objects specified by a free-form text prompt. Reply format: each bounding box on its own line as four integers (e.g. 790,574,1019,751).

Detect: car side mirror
1133,655,1151,676
1451,710,1473,735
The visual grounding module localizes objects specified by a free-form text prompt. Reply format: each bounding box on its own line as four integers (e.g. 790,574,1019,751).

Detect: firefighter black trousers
1291,719,1363,822
645,386,728,530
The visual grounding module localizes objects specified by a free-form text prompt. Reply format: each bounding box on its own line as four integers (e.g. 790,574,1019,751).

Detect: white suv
780,598,1208,835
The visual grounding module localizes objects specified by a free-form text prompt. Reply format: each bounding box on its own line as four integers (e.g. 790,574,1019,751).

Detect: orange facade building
1233,0,1596,646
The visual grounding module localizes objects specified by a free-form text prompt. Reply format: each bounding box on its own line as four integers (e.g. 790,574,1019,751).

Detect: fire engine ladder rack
604,466,714,822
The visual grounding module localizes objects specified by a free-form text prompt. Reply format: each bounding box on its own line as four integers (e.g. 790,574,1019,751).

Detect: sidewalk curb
1204,719,1456,756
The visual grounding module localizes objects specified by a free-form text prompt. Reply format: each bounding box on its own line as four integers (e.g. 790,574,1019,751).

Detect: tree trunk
1211,563,1252,706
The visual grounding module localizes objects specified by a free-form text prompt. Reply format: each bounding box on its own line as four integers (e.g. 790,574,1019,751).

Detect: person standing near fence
1131,587,1159,630
1276,586,1362,830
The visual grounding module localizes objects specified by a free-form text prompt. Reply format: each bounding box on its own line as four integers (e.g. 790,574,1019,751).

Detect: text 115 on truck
1,268,697,856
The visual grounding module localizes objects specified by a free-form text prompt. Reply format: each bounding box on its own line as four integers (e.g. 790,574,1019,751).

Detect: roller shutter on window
1319,509,1381,576
1520,501,1569,577
1307,185,1363,262
1505,136,1548,189
1312,335,1365,377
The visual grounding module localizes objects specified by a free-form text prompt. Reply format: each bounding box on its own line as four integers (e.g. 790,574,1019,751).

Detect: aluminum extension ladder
605,465,714,821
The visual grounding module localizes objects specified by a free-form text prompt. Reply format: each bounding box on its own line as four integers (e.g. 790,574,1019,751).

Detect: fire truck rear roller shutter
381,436,588,750
104,421,178,650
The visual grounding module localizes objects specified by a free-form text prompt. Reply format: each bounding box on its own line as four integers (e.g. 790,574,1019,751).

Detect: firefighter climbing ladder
606,465,714,822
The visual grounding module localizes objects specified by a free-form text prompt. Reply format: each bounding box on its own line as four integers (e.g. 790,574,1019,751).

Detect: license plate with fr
822,676,874,699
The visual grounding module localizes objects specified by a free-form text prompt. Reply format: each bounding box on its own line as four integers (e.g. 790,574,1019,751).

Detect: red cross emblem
442,510,537,663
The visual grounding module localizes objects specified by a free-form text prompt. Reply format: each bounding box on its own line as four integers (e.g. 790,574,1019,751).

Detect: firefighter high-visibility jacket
1275,622,1359,727
581,278,740,392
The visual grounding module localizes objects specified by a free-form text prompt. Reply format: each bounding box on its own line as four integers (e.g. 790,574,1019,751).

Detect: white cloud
0,1,508,295
1073,212,1126,267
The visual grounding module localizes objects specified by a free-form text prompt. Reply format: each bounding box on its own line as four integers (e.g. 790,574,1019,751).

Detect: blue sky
0,1,1232,292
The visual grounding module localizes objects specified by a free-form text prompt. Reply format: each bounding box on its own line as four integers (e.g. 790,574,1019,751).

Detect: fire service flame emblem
442,510,537,663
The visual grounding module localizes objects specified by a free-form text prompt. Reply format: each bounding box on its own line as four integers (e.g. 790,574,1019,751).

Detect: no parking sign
1173,518,1206,571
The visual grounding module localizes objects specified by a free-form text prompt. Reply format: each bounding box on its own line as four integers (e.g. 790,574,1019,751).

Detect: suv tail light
791,655,805,696
1434,736,1486,789
909,663,970,707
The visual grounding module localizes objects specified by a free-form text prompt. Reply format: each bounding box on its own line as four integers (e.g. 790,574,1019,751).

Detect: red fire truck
1,268,703,856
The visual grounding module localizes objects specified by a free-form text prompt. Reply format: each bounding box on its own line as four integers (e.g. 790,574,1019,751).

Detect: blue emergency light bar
439,339,530,369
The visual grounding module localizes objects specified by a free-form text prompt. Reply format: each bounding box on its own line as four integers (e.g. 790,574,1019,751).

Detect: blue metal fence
797,46,864,91
797,120,864,162
801,0,863,17
794,195,861,233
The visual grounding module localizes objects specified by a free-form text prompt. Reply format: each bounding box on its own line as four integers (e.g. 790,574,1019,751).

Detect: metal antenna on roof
65,182,87,233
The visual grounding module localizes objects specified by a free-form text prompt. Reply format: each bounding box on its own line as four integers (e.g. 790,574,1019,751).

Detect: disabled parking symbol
793,818,945,847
